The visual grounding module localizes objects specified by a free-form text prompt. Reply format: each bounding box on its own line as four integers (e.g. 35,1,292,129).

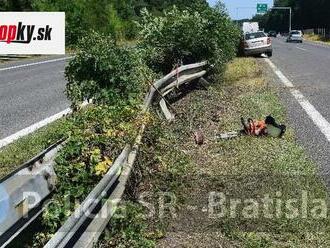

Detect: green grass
95,57,330,247
98,203,156,248
197,58,330,246
0,118,71,179
197,61,329,247
304,33,330,45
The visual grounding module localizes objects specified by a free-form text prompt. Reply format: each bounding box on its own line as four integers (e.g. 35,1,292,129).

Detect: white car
287,30,303,43
242,31,273,57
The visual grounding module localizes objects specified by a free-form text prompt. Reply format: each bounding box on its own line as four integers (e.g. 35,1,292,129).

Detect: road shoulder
99,58,330,247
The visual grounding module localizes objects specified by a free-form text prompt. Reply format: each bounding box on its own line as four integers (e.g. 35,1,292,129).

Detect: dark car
268,31,277,37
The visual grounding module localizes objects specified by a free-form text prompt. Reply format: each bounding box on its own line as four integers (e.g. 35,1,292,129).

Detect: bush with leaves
137,5,241,74
65,31,153,108
30,104,153,246
33,2,241,246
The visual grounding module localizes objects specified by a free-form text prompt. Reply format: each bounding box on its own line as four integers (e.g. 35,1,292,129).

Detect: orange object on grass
247,119,267,136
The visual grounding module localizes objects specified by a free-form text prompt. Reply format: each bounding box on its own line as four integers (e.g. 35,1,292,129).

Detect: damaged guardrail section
45,61,208,248
0,61,207,248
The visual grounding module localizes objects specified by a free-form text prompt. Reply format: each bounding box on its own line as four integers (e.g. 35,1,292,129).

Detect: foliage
252,0,330,32
32,0,85,45
32,0,136,44
65,31,153,107
0,0,32,10
64,2,240,105
1,0,210,44
15,1,243,245
98,203,156,248
0,118,71,180
132,58,330,247
33,104,143,245
137,5,241,74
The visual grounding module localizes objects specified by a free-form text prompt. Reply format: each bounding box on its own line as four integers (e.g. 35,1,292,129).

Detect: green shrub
65,32,153,107
200,3,242,71
65,4,240,106
137,5,241,74
33,104,143,246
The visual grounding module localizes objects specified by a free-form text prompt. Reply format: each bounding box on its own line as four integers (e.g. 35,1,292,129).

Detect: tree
0,0,33,10
253,0,330,32
4,0,211,44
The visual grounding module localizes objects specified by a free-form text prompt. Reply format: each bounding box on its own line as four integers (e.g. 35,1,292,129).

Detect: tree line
0,0,208,44
252,0,330,32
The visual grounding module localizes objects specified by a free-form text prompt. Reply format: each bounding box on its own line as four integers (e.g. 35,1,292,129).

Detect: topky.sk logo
0,22,53,44
0,12,65,55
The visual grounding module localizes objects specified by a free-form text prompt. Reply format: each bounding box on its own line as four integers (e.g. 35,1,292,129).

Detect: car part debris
264,115,286,137
217,115,286,140
194,128,205,145
241,115,286,137
216,131,241,140
241,117,267,136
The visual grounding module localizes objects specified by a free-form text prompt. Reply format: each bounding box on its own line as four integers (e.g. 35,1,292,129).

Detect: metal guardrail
0,139,64,247
0,61,207,247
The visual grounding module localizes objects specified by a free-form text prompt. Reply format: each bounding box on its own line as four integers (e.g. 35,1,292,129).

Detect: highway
268,37,330,181
1,38,330,184
0,56,70,140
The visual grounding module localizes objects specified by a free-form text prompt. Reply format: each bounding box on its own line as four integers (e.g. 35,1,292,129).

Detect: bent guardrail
45,61,208,248
0,61,208,247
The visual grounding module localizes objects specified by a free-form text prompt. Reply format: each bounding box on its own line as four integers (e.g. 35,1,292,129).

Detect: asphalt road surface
268,37,330,184
0,56,70,139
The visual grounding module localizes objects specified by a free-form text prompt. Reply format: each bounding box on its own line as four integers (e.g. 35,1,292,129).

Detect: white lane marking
0,101,88,149
296,46,307,51
0,56,73,72
265,58,330,142
0,108,71,149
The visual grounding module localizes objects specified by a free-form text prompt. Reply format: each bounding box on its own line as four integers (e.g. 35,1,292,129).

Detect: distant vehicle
286,30,303,43
242,31,273,57
268,31,277,37
242,22,259,34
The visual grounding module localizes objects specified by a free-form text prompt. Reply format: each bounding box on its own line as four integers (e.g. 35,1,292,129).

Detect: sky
208,0,274,20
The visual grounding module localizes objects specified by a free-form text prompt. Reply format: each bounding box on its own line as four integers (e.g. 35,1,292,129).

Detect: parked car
242,31,273,57
286,30,303,43
268,31,277,37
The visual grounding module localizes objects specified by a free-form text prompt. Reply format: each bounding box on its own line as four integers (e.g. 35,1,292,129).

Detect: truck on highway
242,22,259,34
239,22,272,57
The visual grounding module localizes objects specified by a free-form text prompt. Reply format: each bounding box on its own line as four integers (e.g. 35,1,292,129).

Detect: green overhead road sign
257,3,268,13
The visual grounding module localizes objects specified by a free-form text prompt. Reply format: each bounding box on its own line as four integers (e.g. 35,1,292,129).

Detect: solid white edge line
265,58,330,142
0,101,89,150
0,108,71,149
0,56,73,72
296,46,307,51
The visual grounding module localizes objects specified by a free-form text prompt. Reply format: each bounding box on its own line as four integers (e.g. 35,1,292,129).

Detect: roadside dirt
150,58,330,247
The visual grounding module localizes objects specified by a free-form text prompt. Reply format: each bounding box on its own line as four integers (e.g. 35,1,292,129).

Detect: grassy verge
0,118,71,179
7,103,145,247
304,33,330,45
99,57,330,247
